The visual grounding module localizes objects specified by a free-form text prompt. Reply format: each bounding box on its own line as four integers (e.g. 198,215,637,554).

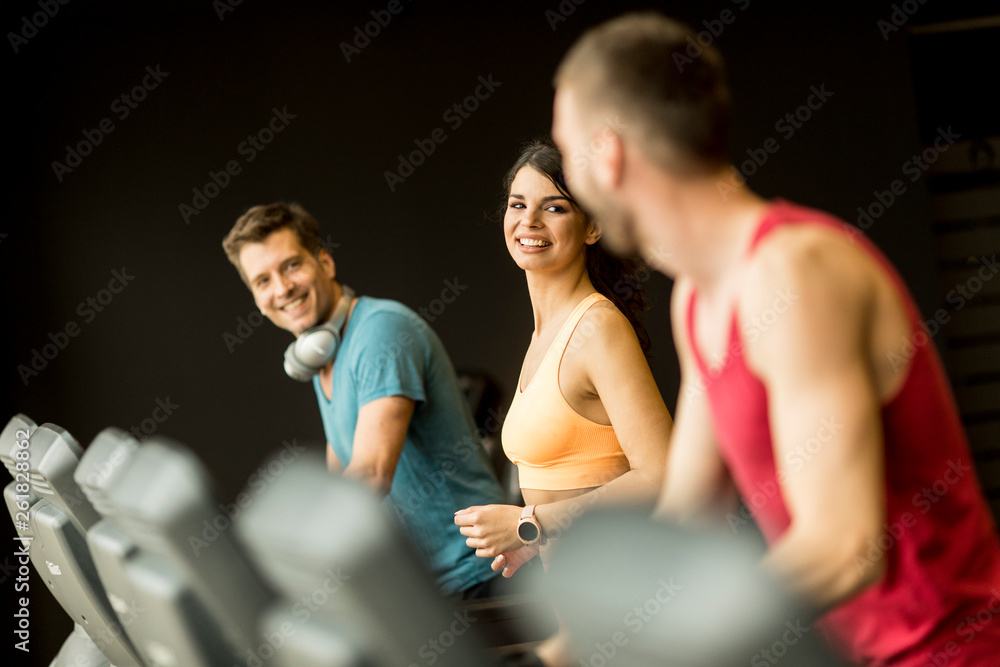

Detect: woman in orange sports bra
455,138,673,591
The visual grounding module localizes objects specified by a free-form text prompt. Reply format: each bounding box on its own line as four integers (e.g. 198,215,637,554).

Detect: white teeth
519,238,551,247
282,297,305,311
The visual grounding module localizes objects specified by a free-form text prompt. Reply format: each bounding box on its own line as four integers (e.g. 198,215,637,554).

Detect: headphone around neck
283,285,356,381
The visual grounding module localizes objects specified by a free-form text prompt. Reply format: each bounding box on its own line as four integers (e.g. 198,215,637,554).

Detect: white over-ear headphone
283,285,356,381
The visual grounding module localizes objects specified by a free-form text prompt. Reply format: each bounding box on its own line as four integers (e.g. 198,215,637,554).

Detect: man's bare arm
344,395,415,498
655,278,736,521
745,235,886,610
326,443,344,474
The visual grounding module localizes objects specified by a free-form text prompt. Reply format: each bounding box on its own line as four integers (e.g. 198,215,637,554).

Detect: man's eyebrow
249,254,300,284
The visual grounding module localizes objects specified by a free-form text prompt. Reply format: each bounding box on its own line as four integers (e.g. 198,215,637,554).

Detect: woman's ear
585,223,603,246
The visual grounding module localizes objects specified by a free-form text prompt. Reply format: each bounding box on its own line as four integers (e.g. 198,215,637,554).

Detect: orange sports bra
501,293,631,490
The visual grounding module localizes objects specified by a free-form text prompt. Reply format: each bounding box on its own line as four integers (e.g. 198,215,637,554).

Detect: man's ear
593,127,625,192
317,248,336,279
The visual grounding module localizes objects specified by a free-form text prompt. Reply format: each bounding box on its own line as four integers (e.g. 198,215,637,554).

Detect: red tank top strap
746,198,923,324
747,197,791,255
685,289,708,377
685,198,798,375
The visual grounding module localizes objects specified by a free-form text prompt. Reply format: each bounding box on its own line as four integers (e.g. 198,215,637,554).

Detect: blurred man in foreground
552,12,1000,666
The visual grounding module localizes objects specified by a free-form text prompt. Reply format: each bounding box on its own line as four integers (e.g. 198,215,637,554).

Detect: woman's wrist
531,503,553,539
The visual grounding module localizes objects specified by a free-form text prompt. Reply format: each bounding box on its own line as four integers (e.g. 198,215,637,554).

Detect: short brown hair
222,202,324,283
555,12,731,174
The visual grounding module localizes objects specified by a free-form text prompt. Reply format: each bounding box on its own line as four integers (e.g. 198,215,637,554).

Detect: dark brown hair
501,138,651,354
222,202,324,283
555,11,731,174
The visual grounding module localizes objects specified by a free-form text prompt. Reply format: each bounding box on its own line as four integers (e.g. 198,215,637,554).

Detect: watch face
518,521,540,543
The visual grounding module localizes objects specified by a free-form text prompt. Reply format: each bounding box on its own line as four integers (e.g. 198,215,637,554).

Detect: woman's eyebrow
507,194,569,202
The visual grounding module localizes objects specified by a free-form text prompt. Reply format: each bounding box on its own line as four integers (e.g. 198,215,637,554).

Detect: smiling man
550,11,1000,666
222,201,506,597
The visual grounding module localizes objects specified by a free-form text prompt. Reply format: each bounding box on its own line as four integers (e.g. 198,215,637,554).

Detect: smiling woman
499,138,653,355
454,138,674,663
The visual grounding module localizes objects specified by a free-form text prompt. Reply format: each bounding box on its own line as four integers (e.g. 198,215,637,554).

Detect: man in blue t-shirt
223,201,505,596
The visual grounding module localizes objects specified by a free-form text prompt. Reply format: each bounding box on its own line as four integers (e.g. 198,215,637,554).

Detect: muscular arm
655,278,737,522
745,237,886,610
343,395,415,499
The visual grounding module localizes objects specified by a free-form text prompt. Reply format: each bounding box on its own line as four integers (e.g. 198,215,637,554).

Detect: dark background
3,0,998,663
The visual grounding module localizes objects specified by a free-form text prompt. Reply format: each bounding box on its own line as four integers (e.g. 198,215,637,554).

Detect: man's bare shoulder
740,222,876,315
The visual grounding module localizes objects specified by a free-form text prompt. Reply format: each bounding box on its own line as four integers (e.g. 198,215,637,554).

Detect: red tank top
686,199,1000,666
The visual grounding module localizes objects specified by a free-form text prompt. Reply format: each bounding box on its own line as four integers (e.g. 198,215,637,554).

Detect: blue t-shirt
313,296,504,595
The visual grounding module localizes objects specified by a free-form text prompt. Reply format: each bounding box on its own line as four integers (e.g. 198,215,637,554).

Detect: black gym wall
3,1,995,663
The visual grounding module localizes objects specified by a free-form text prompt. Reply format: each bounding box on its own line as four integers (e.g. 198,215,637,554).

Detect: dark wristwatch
516,504,543,546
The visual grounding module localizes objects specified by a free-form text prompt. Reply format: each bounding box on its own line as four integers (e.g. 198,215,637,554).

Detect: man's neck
635,167,768,292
